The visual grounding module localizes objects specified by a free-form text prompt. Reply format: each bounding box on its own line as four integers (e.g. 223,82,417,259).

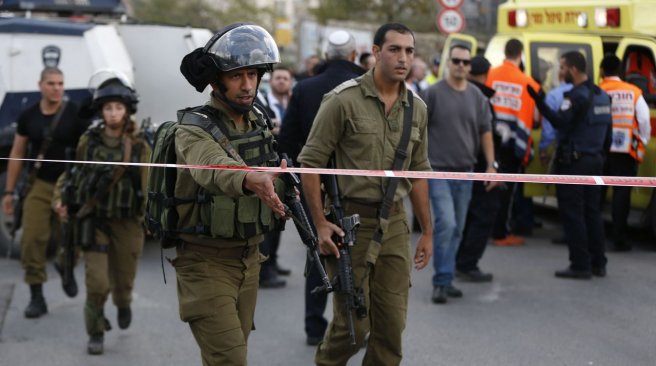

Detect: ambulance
442,0,656,237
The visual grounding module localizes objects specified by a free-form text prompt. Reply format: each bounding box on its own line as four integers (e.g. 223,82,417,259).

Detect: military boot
24,284,48,318
87,333,104,355
118,306,131,330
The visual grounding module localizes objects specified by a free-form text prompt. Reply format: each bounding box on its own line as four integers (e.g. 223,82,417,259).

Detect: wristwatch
487,161,499,170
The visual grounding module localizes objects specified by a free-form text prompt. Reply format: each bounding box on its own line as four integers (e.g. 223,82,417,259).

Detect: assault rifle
322,158,365,346
60,148,77,288
9,147,33,256
278,155,332,294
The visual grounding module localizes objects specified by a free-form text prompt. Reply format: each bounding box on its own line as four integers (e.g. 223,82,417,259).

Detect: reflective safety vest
599,78,646,162
72,126,146,219
486,60,541,166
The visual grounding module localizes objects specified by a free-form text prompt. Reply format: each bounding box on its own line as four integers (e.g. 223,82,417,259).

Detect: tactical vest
72,126,145,219
567,85,613,155
147,105,285,248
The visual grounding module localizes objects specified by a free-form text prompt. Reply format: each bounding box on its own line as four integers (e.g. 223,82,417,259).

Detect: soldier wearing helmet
53,69,151,355
172,23,288,365
2,67,88,319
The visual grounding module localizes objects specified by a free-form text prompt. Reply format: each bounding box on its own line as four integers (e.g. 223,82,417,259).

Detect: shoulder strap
33,100,68,170
178,108,246,165
372,90,414,242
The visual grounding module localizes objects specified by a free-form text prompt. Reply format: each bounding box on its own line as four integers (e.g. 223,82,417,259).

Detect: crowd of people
2,19,651,366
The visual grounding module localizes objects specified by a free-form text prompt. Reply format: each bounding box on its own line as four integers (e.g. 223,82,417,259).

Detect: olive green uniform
298,70,431,366
21,178,62,284
172,98,281,366
70,130,150,336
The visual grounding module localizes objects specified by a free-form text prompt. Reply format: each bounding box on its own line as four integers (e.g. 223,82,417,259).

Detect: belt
176,242,254,260
343,199,404,218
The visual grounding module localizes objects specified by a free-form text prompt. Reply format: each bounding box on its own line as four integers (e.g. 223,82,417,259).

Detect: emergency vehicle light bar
595,8,621,28
508,9,528,28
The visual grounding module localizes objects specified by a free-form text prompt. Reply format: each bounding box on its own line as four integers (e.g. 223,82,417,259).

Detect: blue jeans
429,178,473,287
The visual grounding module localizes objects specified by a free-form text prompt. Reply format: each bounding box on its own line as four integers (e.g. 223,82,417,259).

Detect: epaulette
412,92,427,109
332,79,359,94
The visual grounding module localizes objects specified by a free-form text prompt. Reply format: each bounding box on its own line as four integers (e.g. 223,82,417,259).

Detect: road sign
436,8,465,35
438,0,463,9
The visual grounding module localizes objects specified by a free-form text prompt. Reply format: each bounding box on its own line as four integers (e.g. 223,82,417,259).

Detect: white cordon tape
3,157,656,187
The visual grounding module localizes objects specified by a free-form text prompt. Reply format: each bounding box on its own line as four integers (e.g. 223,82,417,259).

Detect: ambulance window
622,46,656,105
530,43,593,94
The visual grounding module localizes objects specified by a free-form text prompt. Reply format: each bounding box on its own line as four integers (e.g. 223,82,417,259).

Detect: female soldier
54,70,150,355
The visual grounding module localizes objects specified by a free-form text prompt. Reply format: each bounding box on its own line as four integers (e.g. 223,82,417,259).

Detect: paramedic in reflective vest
176,23,288,366
528,51,612,280
599,54,651,252
53,71,150,354
486,39,541,247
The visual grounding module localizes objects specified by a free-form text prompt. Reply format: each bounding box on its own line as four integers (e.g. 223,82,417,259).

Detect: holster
76,216,96,249
556,140,576,165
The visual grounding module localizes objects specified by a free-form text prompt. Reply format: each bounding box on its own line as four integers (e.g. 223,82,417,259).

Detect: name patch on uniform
560,98,571,111
594,105,611,115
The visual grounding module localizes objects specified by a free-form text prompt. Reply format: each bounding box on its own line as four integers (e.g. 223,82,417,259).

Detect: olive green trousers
84,218,144,335
173,244,262,366
315,212,412,366
21,178,66,284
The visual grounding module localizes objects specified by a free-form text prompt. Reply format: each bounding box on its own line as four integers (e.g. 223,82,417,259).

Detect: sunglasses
450,58,471,66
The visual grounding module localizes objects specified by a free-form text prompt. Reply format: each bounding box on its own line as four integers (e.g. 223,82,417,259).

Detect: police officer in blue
528,51,612,279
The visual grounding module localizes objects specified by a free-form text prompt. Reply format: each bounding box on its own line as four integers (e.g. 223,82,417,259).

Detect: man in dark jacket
455,56,501,283
277,29,365,346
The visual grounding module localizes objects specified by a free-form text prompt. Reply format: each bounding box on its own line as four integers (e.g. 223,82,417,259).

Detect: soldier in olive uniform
174,24,288,365
298,23,433,366
2,68,87,318
54,71,150,355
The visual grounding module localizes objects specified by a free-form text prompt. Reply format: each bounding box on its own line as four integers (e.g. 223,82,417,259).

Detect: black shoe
456,269,493,283
613,242,632,252
445,285,463,298
259,276,286,288
554,268,592,280
275,264,291,276
54,262,78,298
551,237,567,245
431,286,447,304
24,296,48,318
513,226,533,236
87,333,104,355
592,267,607,277
306,335,322,346
118,306,132,330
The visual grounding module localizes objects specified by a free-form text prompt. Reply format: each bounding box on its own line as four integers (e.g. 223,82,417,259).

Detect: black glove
527,85,545,102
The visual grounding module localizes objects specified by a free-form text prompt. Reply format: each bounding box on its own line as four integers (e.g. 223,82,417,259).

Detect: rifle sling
371,90,414,244
33,100,68,172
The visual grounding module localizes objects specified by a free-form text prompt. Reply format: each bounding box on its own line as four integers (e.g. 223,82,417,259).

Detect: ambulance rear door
615,37,656,211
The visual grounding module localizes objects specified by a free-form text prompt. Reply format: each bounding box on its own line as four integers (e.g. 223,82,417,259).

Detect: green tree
132,0,274,30
311,0,437,32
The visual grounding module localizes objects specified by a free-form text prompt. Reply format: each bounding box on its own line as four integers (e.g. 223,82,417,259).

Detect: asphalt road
0,207,655,366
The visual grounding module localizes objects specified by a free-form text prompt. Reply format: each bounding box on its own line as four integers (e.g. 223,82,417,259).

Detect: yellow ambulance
442,0,656,235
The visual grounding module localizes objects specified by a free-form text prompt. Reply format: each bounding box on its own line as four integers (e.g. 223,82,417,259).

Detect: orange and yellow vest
486,60,541,166
599,78,646,162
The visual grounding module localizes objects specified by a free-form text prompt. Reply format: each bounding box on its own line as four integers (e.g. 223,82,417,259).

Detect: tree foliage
311,0,437,32
131,0,274,31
